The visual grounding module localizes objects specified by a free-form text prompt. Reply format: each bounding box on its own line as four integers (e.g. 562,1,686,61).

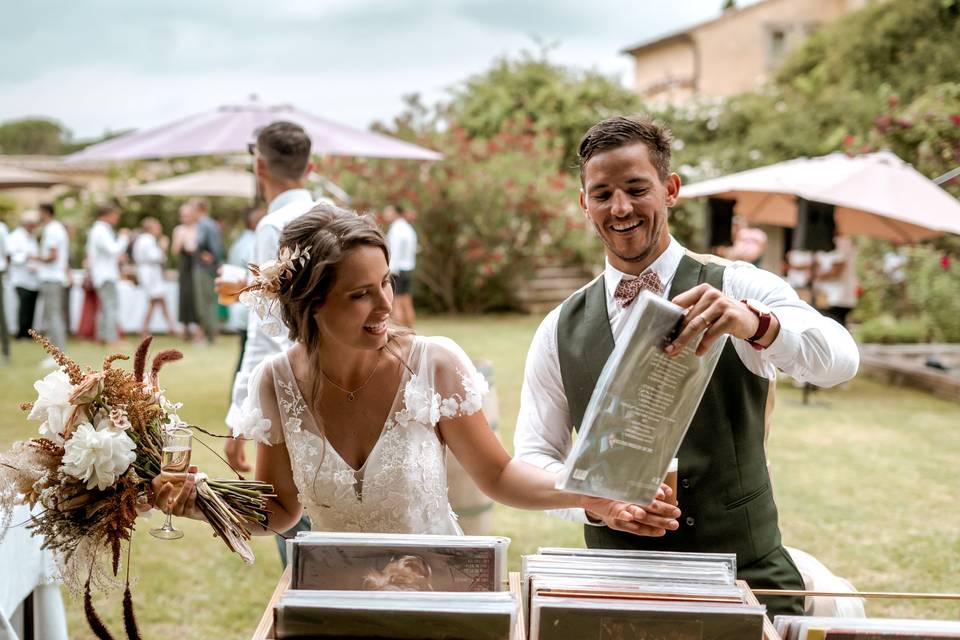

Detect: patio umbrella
125,168,254,198
0,166,69,189
66,100,442,163
679,151,960,242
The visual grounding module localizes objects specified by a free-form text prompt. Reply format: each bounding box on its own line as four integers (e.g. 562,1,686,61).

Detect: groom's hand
667,283,779,356
580,485,680,537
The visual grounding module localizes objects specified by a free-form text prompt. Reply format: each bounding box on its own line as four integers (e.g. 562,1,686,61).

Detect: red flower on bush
940,254,951,270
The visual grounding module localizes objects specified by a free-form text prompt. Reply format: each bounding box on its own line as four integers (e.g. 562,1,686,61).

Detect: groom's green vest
557,252,782,566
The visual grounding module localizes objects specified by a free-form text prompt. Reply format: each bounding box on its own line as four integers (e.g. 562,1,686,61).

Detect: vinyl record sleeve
529,596,764,640
557,291,726,505
273,590,516,639
536,547,737,576
288,533,509,591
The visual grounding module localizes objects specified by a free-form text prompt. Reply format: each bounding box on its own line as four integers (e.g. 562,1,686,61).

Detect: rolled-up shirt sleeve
723,262,860,387
514,308,595,524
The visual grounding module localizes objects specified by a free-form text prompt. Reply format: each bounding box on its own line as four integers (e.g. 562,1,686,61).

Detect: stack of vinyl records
272,533,515,639
774,616,960,639
524,547,765,640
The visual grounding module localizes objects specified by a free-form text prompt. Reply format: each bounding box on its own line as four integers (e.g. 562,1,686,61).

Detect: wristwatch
741,299,773,350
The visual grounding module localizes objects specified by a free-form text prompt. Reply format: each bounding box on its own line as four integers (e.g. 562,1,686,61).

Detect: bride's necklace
321,351,382,401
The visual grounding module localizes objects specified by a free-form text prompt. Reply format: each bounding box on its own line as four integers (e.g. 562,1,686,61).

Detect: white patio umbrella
66,100,442,163
679,151,960,242
0,166,69,189
125,168,254,198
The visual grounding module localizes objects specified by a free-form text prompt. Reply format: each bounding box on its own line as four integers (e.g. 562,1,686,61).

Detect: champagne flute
150,427,193,540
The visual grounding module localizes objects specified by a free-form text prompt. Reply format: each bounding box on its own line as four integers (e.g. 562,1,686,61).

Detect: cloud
0,0,759,137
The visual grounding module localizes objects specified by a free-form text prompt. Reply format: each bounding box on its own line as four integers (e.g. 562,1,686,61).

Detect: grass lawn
1,314,958,638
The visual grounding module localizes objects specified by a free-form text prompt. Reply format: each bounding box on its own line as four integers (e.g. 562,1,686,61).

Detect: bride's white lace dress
235,336,488,535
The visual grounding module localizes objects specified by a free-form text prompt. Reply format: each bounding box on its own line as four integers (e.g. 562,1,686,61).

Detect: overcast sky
1,0,759,140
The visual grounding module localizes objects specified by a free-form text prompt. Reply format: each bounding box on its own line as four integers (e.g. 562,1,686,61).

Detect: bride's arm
250,441,303,535
440,412,680,537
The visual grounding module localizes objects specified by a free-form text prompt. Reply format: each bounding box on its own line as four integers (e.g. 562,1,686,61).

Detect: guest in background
133,216,175,337
720,216,768,267
35,203,71,360
815,235,859,327
0,215,10,362
8,211,40,340
383,204,417,327
85,203,129,347
190,198,223,344
226,206,265,383
172,203,200,342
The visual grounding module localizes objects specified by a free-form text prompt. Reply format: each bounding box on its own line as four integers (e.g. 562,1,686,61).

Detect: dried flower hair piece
239,244,310,337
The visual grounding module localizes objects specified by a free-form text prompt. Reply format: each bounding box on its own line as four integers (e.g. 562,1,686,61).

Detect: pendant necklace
321,351,382,401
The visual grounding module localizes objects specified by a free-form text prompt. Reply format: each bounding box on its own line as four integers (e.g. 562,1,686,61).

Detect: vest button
681,478,691,489
685,517,696,527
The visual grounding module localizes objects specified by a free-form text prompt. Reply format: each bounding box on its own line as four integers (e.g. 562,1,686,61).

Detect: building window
767,28,788,67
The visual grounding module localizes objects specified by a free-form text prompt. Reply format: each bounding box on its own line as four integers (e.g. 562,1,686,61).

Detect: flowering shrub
322,116,588,312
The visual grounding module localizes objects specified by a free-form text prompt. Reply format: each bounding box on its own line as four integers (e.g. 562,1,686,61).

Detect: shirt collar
268,188,312,214
603,236,684,299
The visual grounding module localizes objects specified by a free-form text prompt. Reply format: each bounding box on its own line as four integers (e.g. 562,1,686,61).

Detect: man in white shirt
34,203,71,353
8,211,40,340
0,216,9,361
222,121,314,564
85,204,129,346
513,116,860,619
383,204,417,327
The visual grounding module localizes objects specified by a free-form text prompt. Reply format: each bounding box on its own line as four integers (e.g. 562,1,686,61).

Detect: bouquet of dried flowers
0,333,274,640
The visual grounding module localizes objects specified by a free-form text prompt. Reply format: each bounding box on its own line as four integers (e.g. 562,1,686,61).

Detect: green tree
448,49,644,173
0,118,72,155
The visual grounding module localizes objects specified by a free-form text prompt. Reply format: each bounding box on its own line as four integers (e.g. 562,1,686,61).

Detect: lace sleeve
412,336,490,425
231,357,285,445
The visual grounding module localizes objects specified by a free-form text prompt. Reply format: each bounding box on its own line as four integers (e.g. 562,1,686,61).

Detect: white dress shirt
514,237,860,523
7,227,39,291
0,222,8,272
38,220,70,285
226,188,315,432
386,218,417,273
86,220,128,287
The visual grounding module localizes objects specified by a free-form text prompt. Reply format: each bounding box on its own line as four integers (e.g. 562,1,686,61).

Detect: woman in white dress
132,217,175,337
153,203,680,537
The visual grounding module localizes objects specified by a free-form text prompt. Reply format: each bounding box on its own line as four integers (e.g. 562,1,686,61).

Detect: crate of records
774,615,960,640
523,547,767,640
271,532,517,639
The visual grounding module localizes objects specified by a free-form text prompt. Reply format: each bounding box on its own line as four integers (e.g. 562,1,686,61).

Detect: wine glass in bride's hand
150,427,193,540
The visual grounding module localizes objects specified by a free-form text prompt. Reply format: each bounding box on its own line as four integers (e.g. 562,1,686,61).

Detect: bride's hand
580,484,681,537
141,464,204,520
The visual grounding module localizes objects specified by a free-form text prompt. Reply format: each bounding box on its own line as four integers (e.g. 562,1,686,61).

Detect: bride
153,203,680,538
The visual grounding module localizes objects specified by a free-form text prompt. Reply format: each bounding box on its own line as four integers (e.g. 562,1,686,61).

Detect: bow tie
613,272,664,309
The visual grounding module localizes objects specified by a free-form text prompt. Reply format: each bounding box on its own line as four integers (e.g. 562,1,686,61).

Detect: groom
514,116,860,618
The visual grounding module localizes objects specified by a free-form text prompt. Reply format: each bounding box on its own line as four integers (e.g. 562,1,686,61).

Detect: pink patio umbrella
679,151,960,243
0,165,70,189
66,100,442,163
125,167,255,198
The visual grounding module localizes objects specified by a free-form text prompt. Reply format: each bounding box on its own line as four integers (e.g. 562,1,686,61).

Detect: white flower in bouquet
27,369,75,443
234,407,272,444
61,420,137,490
